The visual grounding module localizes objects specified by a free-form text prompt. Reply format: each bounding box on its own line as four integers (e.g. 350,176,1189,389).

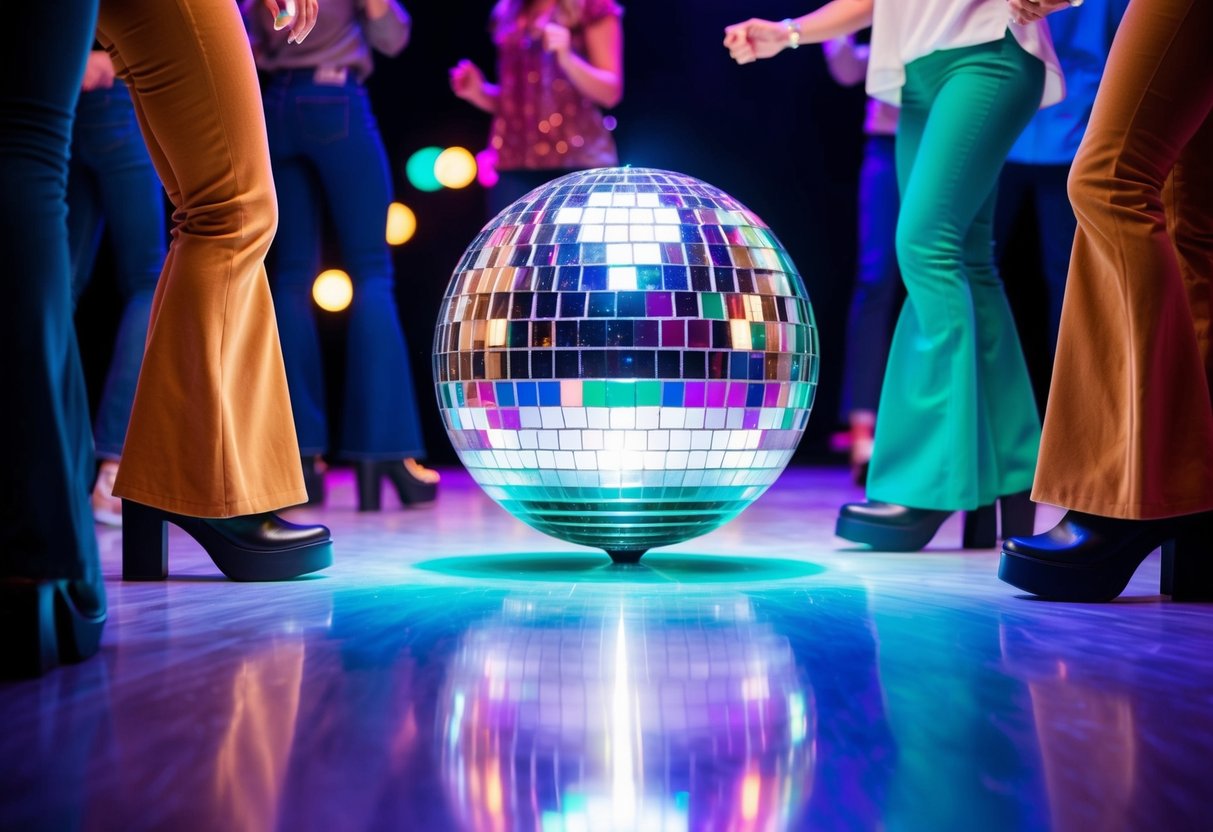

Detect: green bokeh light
405,146,444,192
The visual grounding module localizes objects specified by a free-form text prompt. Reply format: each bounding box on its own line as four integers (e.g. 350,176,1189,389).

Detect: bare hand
723,18,789,65
262,0,319,45
449,59,485,101
81,51,116,92
1006,0,1070,24
542,22,571,56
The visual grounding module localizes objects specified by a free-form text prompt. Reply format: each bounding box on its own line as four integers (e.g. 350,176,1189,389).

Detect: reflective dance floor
3,467,1212,831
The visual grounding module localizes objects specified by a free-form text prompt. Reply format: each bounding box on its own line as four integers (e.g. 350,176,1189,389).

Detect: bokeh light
312,269,353,312
405,146,443,192
476,148,499,189
386,201,417,245
434,146,478,189
433,168,818,562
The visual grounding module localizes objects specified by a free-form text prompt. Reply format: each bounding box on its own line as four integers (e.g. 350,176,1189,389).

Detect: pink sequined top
489,0,621,171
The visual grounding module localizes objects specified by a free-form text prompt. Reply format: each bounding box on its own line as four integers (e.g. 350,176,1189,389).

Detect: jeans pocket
295,96,350,145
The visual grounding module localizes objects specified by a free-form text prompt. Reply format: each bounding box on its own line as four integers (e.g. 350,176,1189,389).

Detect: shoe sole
0,581,105,678
835,515,940,552
998,548,1140,602
204,537,334,582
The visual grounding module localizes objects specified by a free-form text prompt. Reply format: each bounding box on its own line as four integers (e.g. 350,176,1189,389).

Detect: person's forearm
469,82,500,114
364,0,411,55
793,0,874,46
556,50,622,109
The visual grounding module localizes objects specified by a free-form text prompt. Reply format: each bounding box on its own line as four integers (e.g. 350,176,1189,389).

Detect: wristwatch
781,18,801,49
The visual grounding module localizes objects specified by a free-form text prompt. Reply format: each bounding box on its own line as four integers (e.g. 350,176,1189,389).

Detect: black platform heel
0,577,105,678
998,491,1036,539
1000,510,1212,602
356,461,383,512
356,460,438,512
301,455,326,507
1161,514,1213,601
836,501,996,551
122,500,333,582
961,505,997,549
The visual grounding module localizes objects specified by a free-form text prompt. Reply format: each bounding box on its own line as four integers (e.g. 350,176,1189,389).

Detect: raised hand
261,0,319,45
449,59,485,101
1006,0,1071,24
723,18,790,65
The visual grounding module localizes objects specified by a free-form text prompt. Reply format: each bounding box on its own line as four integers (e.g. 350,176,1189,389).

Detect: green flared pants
866,33,1044,510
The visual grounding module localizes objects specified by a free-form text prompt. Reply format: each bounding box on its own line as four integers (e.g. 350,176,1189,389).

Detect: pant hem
1028,489,1213,521
111,482,311,518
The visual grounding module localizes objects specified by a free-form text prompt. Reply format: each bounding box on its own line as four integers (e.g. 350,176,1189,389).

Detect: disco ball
434,168,817,562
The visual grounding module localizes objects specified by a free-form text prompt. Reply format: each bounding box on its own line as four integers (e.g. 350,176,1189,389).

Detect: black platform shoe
836,501,996,551
0,575,106,678
999,510,1213,602
356,459,438,511
998,491,1036,539
301,455,326,507
121,500,333,582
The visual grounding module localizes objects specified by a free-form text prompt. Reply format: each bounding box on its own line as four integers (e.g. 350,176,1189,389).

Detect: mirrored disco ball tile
434,168,819,562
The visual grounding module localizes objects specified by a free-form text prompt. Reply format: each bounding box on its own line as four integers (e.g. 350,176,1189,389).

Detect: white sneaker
92,460,122,527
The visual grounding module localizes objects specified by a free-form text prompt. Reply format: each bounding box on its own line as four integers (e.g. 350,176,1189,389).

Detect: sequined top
489,0,621,172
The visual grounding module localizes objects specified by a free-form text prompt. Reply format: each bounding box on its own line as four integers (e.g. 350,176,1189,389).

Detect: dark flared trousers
0,1,101,579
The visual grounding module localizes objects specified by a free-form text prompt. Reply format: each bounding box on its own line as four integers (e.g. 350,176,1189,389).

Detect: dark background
76,1,1051,466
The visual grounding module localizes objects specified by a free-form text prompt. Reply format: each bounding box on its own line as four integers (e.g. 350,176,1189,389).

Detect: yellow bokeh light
312,269,353,312
386,201,416,245
433,146,478,189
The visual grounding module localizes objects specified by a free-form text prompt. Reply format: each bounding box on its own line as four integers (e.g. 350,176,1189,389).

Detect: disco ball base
434,167,818,561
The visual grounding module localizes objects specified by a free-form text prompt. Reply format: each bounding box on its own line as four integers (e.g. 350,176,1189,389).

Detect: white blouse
867,0,1065,109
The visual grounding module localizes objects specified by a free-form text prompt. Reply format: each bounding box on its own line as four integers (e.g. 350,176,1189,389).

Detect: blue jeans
839,135,903,418
262,71,426,460
68,80,165,459
0,0,100,579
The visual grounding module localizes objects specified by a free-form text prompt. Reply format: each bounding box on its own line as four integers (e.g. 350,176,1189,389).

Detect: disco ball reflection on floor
433,168,817,562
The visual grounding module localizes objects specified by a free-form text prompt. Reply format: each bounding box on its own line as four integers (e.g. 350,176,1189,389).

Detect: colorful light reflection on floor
2,466,1212,830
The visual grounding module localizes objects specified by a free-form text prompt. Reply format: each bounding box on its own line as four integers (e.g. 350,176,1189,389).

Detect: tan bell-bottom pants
98,0,307,517
1033,0,1213,519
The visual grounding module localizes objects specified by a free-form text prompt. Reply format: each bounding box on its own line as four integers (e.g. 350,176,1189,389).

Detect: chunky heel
1001,510,1189,602
301,455,326,507
120,499,332,582
999,491,1036,539
0,581,59,677
386,459,439,505
962,504,996,549
122,499,168,580
0,578,106,678
356,461,382,512
1161,515,1213,601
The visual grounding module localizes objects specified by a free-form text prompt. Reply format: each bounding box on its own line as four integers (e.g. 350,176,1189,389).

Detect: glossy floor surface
3,467,1212,831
